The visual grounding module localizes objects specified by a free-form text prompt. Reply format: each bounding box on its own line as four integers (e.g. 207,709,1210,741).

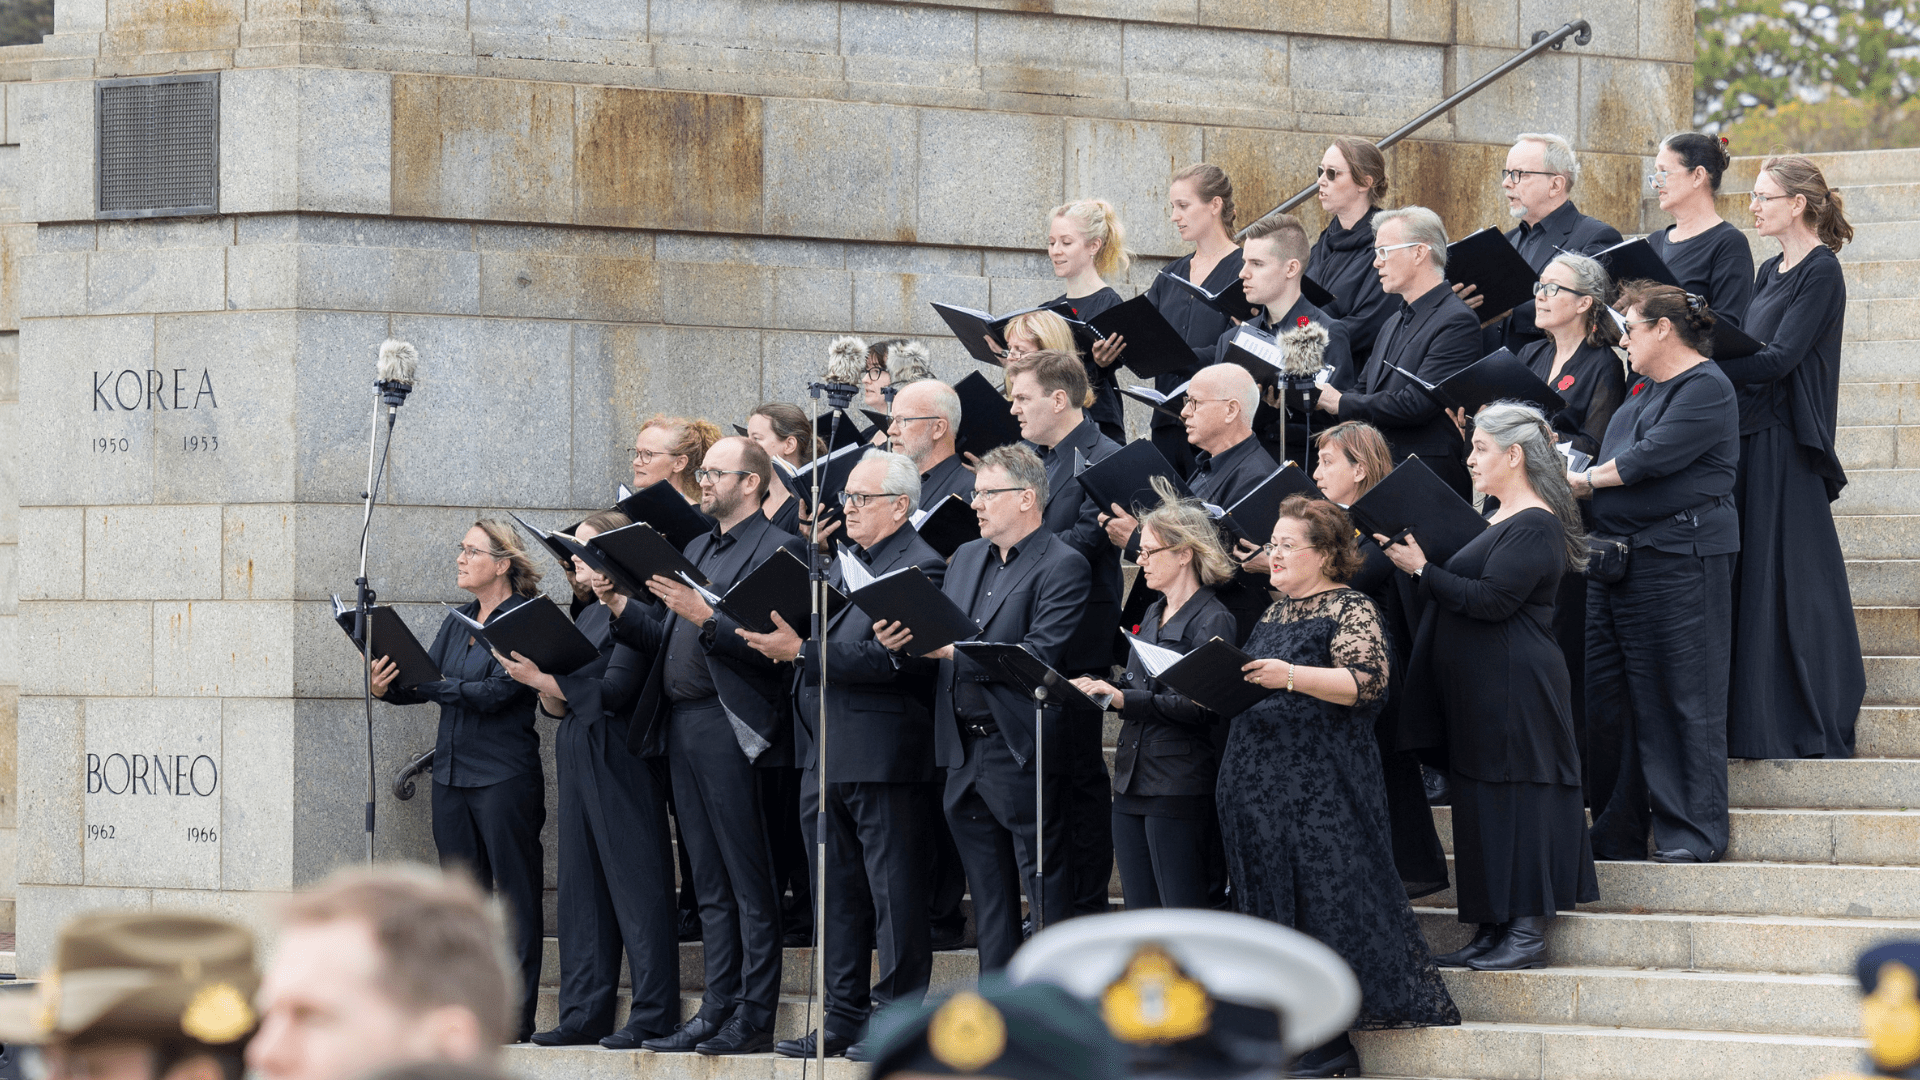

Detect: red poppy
1131,624,1141,634
1630,381,1645,396
1297,316,1311,327
1556,374,1576,391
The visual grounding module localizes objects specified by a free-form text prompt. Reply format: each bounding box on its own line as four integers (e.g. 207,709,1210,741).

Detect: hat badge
928,991,1008,1073
32,967,62,1036
1101,944,1211,1045
181,982,256,1044
1865,960,1920,1070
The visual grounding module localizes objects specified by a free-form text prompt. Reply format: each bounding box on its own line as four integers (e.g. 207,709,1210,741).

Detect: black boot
1466,915,1551,970
1432,923,1502,967
1288,1032,1358,1077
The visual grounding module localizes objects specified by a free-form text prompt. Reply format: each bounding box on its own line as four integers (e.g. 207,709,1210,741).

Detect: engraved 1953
182,435,219,452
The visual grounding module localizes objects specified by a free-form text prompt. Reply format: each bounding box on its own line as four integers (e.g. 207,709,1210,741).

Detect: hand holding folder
1074,440,1190,520
846,565,981,656
1124,632,1273,717
931,299,1086,366
952,643,1105,712
1347,457,1488,567
515,514,707,599
445,595,601,677
677,548,847,636
1447,228,1539,321
1085,295,1204,379
332,595,441,688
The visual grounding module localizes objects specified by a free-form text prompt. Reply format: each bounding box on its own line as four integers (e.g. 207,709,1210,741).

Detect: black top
1337,280,1483,458
1191,433,1275,505
952,532,1048,721
549,601,647,740
1647,221,1755,328
1144,249,1247,416
385,592,539,788
920,453,977,507
1592,361,1740,555
1034,417,1125,670
1309,208,1396,360
765,493,801,538
1719,246,1849,498
1518,338,1628,461
1056,287,1126,433
1495,200,1624,353
1222,295,1357,462
1113,587,1239,803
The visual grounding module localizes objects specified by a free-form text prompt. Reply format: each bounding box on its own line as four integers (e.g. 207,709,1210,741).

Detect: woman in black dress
369,520,545,1041
1646,133,1755,326
1384,404,1599,971
1519,253,1627,802
1720,155,1865,760
1047,198,1132,443
1223,496,1459,1076
1310,137,1396,364
1073,489,1238,910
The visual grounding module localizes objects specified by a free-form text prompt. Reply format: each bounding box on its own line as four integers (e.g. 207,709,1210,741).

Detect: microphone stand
1031,684,1048,933
355,377,412,867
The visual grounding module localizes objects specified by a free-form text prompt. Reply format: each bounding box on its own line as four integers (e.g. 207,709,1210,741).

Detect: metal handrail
392,748,434,801
1237,19,1594,238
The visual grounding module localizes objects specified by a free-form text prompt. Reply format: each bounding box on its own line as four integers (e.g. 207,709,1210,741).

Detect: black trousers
759,766,813,935
668,700,784,1029
1111,807,1211,909
944,731,1071,971
432,773,545,1039
922,782,968,938
553,716,678,1038
1066,709,1114,916
799,773,933,1036
1587,551,1734,861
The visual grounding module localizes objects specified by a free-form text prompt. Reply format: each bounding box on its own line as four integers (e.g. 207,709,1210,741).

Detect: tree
0,0,51,48
1695,1,1920,131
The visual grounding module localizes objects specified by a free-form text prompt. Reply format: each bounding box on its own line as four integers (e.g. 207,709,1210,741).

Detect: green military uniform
865,975,1128,1080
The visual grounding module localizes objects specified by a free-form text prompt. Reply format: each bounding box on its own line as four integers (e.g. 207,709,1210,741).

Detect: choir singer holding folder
1218,213,1352,465
875,445,1092,971
369,520,545,1044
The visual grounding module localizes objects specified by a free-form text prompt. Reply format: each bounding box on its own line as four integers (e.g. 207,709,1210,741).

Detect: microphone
375,339,418,411
816,335,866,411
1277,320,1329,378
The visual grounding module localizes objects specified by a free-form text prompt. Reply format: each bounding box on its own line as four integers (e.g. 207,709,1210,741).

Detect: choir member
1227,497,1459,1074
1137,164,1245,476
1316,206,1481,498
1461,133,1622,353
1383,404,1599,971
368,521,545,1042
633,414,722,506
1647,133,1755,326
601,437,805,1054
1311,138,1397,363
735,451,946,1060
1046,198,1133,443
1313,421,1450,899
1722,155,1864,759
1574,283,1740,865
1005,348,1121,918
875,445,1093,970
1001,309,1076,363
1072,485,1238,909
888,379,976,508
494,511,679,1050
747,402,821,536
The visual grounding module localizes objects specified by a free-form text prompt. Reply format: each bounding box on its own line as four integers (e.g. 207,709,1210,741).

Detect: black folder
447,594,600,676
1709,318,1765,360
953,371,1024,456
814,411,869,452
1301,275,1336,310
1447,227,1539,319
731,423,749,437
557,521,709,598
1220,322,1291,384
1434,348,1566,415
1212,465,1321,544
615,481,712,551
861,408,893,431
1124,632,1273,717
952,643,1105,712
1074,440,1190,518
845,566,981,655
1156,269,1262,322
1346,456,1489,566
1085,295,1203,379
780,439,865,508
911,494,981,560
930,299,1081,366
1588,237,1680,289
512,512,580,570
682,547,845,635
332,596,442,688
1118,380,1190,420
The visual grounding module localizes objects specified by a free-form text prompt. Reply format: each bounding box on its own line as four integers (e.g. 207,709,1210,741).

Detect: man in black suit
737,450,946,1061
876,444,1092,971
602,436,802,1057
1005,349,1120,919
1316,205,1482,499
1461,132,1624,353
890,378,976,507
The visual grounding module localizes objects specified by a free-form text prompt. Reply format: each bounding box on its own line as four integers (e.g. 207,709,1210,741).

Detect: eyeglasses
693,468,753,484
1254,539,1307,557
1531,281,1591,299
1750,191,1793,205
969,486,1026,505
838,489,904,508
631,448,679,465
1619,317,1660,339
1314,165,1345,180
889,415,941,427
1179,396,1234,415
1499,168,1558,184
1371,241,1424,260
862,367,888,381
1136,544,1178,561
456,544,501,561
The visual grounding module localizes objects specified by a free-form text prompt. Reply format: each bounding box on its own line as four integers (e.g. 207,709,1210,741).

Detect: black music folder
1118,379,1191,420
931,299,1081,366
1157,270,1261,321
844,565,980,655
1710,318,1765,360
557,521,708,598
1347,456,1489,566
332,596,442,688
731,423,749,437
861,408,893,431
1301,274,1336,309
1435,348,1567,415
1221,322,1290,384
954,371,1024,456
1447,227,1538,319
615,480,712,551
1075,440,1190,518
446,594,600,676
680,547,845,635
814,411,867,452
510,512,579,570
1588,237,1680,289
1211,465,1320,543
1124,632,1273,717
910,494,981,559
952,643,1105,712
781,439,865,509
1085,295,1203,379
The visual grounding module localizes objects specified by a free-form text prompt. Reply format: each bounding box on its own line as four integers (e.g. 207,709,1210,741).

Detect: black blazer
1034,418,1124,671
1493,200,1623,353
931,531,1091,773
613,513,807,765
794,525,948,784
1336,282,1482,459
1112,588,1238,797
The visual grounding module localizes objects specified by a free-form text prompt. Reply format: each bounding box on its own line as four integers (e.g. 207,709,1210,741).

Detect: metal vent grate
96,73,219,219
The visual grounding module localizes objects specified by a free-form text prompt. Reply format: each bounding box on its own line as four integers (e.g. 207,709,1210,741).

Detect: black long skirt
1451,776,1598,925
1727,426,1865,759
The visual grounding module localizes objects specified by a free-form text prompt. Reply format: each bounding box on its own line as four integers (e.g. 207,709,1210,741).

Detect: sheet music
677,572,724,606
1123,632,1186,679
837,547,876,593
1232,326,1287,370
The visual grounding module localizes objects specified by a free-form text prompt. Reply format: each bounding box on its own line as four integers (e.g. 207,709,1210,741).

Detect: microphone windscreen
377,339,419,386
1277,322,1328,377
826,335,868,386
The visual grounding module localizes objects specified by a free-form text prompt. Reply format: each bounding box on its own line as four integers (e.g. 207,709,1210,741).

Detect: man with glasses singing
736,450,947,1061
1460,132,1622,354
888,378,975,507
602,435,805,1056
877,444,1092,971
1316,205,1482,498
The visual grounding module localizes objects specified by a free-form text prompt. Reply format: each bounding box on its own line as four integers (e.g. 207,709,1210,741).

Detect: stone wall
1,0,1691,968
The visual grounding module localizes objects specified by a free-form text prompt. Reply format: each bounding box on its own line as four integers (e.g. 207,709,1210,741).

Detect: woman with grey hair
1378,402,1598,972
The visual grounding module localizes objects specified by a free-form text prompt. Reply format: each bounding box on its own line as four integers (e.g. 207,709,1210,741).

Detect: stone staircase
501,147,1915,1080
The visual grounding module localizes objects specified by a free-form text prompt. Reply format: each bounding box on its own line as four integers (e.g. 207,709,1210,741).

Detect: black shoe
641,1015,723,1053
775,1029,854,1058
846,1038,874,1062
783,926,815,949
530,1027,606,1047
1432,922,1503,968
1289,1033,1358,1077
696,1015,775,1056
1422,765,1451,806
1467,915,1552,970
930,923,969,951
1651,848,1716,864
675,908,702,942
600,1024,669,1050
511,1031,534,1045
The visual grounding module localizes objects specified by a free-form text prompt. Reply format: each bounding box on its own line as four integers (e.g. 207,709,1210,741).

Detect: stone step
1846,559,1920,605
1857,607,1920,655
532,988,831,1041
1729,148,1920,190
1439,965,1857,1038
1867,655,1920,706
1842,260,1920,300
1835,425,1920,469
503,1043,864,1080
1840,515,1920,559
536,939,982,994
1843,340,1920,384
1431,802,1920,864
1421,855,1920,919
1844,299,1920,342
1835,469,1920,516
1837,381,1920,426
1728,757,1920,811
1743,221,1919,263
1699,183,1920,226
1856,706,1920,758
1354,1020,1860,1080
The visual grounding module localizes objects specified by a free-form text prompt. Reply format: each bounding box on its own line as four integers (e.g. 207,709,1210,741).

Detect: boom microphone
375,339,418,410
1277,320,1329,378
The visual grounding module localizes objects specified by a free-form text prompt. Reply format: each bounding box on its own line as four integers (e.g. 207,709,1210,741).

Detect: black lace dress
1218,588,1460,1029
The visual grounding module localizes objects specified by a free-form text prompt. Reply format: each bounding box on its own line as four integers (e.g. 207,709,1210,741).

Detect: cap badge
1865,960,1920,1070
1101,944,1211,1045
33,967,62,1035
181,982,256,1044
928,991,1008,1073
